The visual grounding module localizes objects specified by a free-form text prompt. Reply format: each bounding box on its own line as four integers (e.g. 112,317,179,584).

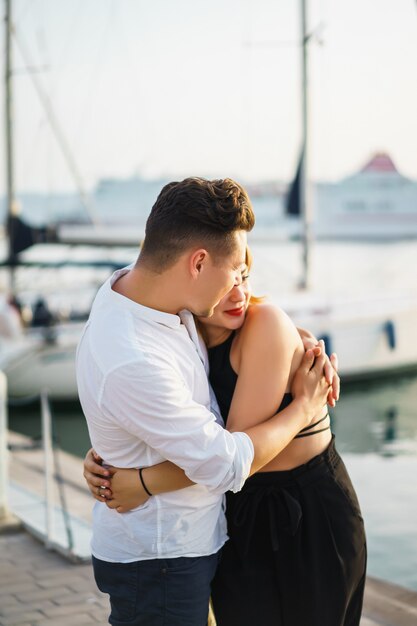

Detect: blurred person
31,297,54,327
0,294,23,338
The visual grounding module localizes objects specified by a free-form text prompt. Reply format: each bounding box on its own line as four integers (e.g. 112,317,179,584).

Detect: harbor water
6,236,417,592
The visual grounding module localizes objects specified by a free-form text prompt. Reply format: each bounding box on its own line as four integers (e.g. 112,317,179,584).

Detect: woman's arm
109,462,194,513
227,304,303,432
226,303,329,474
83,449,194,513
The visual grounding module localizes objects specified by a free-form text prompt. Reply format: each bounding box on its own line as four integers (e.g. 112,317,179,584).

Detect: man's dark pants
92,552,219,625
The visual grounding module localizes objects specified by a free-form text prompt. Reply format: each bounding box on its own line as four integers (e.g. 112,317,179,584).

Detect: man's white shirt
76,267,254,562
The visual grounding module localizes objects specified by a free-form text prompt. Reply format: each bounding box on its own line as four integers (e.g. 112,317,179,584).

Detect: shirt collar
179,309,209,370
106,265,182,329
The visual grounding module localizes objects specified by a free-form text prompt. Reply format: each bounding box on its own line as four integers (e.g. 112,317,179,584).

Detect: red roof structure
361,153,399,174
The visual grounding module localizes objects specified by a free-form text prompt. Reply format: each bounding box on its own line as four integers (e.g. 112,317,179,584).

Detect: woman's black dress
208,332,367,626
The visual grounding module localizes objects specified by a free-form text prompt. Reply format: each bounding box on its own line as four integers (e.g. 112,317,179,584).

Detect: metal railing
40,390,74,552
1,382,75,555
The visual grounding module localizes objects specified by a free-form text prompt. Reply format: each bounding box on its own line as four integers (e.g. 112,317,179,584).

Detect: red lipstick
225,307,244,317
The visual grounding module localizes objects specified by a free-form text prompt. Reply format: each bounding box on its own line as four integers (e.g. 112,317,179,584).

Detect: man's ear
189,248,209,278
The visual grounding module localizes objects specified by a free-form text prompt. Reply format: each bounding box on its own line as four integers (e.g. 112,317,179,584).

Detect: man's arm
99,360,254,495
85,346,329,510
102,349,330,488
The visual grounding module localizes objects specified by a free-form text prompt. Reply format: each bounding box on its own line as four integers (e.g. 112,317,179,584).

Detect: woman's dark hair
138,177,255,271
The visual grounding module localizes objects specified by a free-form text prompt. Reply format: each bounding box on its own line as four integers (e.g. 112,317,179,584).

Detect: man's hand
326,352,340,407
297,327,340,408
83,448,113,501
105,468,150,513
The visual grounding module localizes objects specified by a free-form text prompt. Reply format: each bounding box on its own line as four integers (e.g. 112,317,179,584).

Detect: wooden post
0,369,20,533
0,372,8,520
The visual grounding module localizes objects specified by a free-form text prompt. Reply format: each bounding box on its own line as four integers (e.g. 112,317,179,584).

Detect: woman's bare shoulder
245,302,296,329
242,302,299,346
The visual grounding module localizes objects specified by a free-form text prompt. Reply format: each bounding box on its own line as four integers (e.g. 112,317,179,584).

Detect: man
77,177,336,625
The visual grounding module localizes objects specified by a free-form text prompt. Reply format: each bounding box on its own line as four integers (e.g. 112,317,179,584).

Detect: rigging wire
73,0,117,161
19,0,86,207
10,20,101,226
45,0,87,104
116,2,151,171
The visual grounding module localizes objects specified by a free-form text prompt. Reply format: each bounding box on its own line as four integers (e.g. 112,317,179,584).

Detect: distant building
314,153,417,239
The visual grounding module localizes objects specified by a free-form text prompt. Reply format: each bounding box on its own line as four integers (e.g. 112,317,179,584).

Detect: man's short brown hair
139,177,255,271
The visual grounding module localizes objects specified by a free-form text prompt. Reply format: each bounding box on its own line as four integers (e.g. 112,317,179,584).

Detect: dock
3,430,417,626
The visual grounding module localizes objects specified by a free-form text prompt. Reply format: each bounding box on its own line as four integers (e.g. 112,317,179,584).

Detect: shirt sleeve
100,358,254,494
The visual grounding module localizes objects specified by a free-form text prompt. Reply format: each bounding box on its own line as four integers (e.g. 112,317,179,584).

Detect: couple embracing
77,177,366,626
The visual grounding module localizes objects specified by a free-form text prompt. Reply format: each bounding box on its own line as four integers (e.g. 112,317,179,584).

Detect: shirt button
161,568,167,574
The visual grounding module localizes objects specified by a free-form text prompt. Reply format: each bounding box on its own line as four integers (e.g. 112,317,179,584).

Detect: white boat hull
4,323,83,401
279,294,417,382
315,310,417,381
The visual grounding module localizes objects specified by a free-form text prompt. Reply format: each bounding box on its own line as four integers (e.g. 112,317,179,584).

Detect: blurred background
1,0,416,591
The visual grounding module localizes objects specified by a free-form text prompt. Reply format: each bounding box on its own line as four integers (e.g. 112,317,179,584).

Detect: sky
1,0,417,194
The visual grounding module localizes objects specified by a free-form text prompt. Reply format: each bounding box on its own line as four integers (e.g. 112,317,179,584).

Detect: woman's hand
291,341,331,423
105,468,150,513
83,448,113,501
83,448,150,512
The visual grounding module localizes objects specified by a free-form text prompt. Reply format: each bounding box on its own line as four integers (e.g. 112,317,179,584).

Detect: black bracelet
138,467,153,497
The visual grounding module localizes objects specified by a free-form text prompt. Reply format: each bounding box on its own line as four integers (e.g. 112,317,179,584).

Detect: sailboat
0,0,119,400
280,0,417,381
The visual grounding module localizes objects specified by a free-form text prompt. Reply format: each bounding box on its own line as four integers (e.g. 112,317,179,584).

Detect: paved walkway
0,532,107,626
2,530,417,626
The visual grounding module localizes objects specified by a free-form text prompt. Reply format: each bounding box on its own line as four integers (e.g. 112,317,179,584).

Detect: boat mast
4,0,100,253
13,31,100,226
299,0,312,290
4,0,16,293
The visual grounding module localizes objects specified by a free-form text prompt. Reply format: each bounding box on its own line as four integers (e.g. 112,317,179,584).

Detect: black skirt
211,436,367,626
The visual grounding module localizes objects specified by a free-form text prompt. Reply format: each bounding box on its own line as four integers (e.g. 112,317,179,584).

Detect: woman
84,251,366,626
